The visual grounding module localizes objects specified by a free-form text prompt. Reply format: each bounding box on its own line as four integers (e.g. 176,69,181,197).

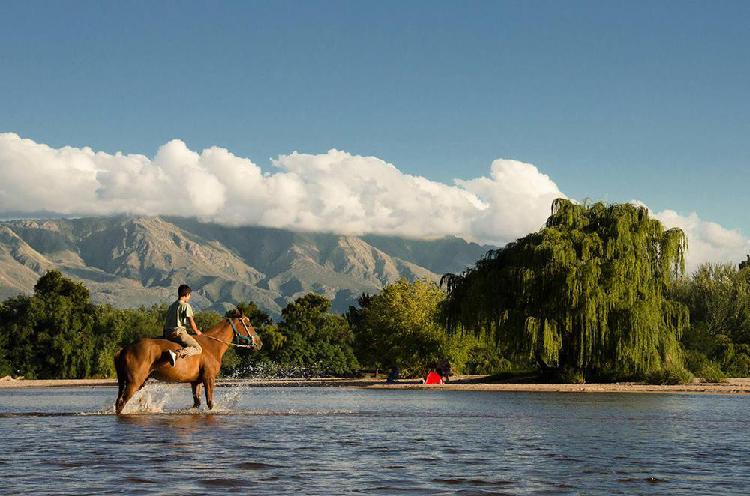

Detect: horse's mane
204,308,243,336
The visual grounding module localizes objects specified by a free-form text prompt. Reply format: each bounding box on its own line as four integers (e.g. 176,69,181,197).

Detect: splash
225,360,330,380
121,382,175,414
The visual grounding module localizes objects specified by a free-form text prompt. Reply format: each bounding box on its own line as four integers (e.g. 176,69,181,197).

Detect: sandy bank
2,376,749,394
364,378,750,395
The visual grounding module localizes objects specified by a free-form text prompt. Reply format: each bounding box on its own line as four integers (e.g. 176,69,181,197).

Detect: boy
163,284,203,366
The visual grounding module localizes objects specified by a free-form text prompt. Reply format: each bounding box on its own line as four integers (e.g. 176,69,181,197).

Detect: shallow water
0,385,748,495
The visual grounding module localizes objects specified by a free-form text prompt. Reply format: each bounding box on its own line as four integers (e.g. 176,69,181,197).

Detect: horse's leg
115,380,126,414
191,382,202,409
116,372,125,406
116,381,140,414
203,377,216,410
115,378,126,413
116,360,151,414
114,350,126,412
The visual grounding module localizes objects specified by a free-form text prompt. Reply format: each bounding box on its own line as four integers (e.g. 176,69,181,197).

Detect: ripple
199,478,254,488
234,461,283,470
432,478,515,487
124,476,156,484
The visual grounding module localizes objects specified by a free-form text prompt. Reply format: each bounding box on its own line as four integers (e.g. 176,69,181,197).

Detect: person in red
424,369,443,384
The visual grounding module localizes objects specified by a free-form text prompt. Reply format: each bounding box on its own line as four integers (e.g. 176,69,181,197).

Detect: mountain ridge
0,216,492,316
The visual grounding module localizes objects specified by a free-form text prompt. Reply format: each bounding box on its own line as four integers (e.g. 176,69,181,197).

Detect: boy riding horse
164,284,203,366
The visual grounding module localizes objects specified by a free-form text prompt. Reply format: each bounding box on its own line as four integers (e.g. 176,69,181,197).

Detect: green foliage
0,273,358,379
445,331,512,375
672,263,750,377
349,279,449,376
91,304,164,377
684,349,727,383
558,368,586,384
443,199,690,382
194,310,223,332
724,346,750,377
0,271,98,379
0,271,168,379
0,326,12,376
646,365,694,385
273,294,359,376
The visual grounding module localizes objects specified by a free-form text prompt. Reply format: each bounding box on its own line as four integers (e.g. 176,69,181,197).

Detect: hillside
0,216,491,315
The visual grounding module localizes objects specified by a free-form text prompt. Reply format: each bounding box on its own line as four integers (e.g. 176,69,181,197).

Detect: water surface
0,385,747,495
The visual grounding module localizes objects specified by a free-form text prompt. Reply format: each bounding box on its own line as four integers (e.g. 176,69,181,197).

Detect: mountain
0,216,492,316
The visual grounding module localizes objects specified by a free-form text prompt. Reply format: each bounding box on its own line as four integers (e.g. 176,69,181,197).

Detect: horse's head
228,309,263,350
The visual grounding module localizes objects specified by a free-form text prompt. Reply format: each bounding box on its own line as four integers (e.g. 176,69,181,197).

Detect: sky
1,1,749,270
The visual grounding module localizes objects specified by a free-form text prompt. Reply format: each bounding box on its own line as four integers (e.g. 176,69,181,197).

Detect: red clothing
425,371,443,384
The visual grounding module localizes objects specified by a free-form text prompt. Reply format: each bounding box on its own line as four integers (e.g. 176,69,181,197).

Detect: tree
443,199,690,381
672,263,750,377
0,271,98,379
0,295,39,377
350,279,448,375
91,304,165,377
276,294,358,376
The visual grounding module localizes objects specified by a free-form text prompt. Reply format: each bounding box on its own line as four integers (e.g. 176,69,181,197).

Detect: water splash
83,361,339,416
122,382,174,414
226,360,330,380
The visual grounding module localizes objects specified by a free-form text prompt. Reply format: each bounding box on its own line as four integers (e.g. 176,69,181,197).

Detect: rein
204,318,258,349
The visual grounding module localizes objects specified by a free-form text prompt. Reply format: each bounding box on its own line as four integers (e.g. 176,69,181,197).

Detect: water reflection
117,412,221,429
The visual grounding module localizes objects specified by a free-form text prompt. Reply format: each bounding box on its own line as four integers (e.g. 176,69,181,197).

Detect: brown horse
114,311,262,414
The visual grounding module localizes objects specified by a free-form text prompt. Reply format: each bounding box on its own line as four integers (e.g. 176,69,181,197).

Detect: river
0,385,747,495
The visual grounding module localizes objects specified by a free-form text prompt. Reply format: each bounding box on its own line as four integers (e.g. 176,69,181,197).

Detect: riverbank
2,375,750,394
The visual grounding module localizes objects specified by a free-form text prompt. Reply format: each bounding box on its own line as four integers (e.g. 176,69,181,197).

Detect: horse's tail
114,349,124,379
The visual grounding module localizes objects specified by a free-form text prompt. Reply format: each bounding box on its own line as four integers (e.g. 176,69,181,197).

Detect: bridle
204,316,260,349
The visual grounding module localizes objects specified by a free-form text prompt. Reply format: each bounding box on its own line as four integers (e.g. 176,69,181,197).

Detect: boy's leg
172,328,202,359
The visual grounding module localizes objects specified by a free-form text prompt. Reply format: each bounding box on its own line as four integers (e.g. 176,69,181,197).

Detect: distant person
386,366,400,384
163,284,203,366
436,360,451,383
424,369,443,385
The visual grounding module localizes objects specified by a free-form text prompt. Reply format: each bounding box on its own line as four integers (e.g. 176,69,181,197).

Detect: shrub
646,365,694,385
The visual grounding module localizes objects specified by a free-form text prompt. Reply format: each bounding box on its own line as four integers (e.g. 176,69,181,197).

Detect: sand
1,376,749,394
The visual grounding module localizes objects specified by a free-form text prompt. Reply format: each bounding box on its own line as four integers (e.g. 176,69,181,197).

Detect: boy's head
178,284,192,299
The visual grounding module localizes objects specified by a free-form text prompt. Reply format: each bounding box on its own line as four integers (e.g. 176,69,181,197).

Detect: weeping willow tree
442,199,690,381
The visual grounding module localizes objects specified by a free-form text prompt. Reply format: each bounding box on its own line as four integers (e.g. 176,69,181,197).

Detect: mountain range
0,216,491,316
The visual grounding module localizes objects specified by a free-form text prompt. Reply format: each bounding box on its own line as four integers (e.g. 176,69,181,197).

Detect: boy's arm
188,317,203,335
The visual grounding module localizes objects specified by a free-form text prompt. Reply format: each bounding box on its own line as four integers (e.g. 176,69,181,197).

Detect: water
0,385,748,495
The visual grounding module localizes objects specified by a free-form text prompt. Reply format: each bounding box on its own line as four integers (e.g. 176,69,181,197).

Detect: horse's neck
205,320,233,356
206,320,232,340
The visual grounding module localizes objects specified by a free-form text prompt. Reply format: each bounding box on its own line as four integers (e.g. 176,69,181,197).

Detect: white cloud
457,159,564,243
650,208,750,272
0,133,746,269
0,133,561,245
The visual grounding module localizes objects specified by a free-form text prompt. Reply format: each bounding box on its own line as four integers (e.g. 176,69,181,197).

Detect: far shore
2,375,749,394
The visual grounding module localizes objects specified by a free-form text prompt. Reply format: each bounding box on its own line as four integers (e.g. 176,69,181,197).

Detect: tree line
1,199,749,382
0,271,498,379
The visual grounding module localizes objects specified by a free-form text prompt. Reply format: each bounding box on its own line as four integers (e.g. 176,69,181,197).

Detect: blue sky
1,1,749,238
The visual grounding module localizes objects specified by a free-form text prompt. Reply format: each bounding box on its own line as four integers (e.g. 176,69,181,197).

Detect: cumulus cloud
650,208,750,273
0,133,561,245
0,133,746,269
457,159,564,242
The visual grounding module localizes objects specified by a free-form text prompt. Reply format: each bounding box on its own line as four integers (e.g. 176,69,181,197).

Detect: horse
114,310,262,414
